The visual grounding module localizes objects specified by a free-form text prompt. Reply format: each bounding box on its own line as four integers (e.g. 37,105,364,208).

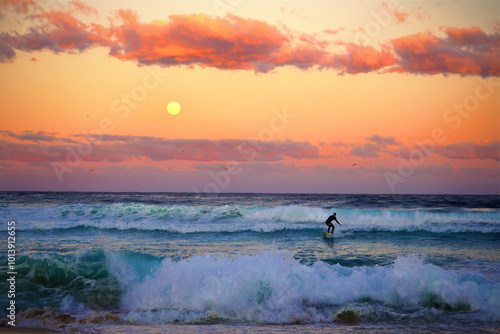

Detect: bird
352,163,357,167
222,167,229,171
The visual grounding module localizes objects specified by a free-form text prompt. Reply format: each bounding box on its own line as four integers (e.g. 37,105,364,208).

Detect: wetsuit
325,215,339,233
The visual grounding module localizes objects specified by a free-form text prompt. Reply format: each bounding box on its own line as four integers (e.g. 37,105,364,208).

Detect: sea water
0,192,499,333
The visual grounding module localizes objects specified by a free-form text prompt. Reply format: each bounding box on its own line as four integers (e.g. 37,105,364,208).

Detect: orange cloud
392,28,500,76
108,12,288,71
0,1,498,77
333,44,397,75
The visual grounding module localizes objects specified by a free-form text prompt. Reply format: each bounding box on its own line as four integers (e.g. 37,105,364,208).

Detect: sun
167,101,181,115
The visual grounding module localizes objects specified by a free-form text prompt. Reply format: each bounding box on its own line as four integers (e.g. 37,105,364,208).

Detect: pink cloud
323,28,345,35
0,133,321,164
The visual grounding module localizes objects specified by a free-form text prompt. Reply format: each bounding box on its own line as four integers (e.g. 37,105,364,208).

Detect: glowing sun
167,101,181,115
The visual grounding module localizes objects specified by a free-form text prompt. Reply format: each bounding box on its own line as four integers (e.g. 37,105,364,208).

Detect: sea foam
119,251,499,324
6,203,499,234
6,248,499,325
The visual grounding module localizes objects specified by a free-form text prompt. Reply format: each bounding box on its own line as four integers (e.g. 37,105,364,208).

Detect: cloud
107,12,290,72
69,0,98,16
0,140,64,163
350,142,381,158
71,134,158,142
385,141,500,162
441,141,499,161
327,141,349,148
0,2,498,76
391,27,500,76
0,0,37,14
382,2,410,24
0,132,321,164
279,8,310,20
0,35,16,62
350,135,402,159
9,130,59,143
0,130,75,143
323,28,345,35
366,135,401,146
193,161,303,175
333,43,397,75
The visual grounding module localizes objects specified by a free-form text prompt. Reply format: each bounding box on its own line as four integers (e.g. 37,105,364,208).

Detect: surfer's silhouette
325,212,341,234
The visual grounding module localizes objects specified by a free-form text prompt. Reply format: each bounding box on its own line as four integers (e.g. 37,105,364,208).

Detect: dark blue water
0,192,499,333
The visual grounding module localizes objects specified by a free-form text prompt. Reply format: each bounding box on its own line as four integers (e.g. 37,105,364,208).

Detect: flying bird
352,163,357,167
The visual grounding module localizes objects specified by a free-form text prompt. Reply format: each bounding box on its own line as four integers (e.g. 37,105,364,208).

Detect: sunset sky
0,0,498,193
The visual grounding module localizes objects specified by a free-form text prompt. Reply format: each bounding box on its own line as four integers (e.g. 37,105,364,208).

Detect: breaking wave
3,203,499,234
4,249,499,326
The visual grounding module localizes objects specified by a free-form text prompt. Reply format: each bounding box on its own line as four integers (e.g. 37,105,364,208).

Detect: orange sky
0,0,498,193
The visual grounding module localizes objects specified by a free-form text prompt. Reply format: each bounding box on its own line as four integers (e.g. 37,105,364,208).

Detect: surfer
325,212,341,234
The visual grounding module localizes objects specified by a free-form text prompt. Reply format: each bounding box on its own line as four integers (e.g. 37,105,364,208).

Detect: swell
4,203,499,234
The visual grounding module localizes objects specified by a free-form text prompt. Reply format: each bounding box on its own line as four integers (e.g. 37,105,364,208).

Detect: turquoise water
0,192,499,332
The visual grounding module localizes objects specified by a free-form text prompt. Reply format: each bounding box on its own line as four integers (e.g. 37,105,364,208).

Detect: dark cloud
350,135,402,159
350,142,381,158
366,135,401,147
441,142,499,161
0,34,16,62
0,130,76,143
193,162,303,175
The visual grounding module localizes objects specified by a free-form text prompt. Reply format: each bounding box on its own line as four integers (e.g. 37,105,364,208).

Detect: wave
4,203,499,234
4,249,499,326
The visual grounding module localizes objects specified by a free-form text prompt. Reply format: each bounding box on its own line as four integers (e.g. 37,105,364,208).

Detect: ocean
0,192,499,333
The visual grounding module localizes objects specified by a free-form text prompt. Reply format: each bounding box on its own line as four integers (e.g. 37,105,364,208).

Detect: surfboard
323,231,334,238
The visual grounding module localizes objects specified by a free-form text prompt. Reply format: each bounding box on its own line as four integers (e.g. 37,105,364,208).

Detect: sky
0,0,498,194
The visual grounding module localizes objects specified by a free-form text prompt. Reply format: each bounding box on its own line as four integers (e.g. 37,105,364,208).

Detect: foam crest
5,203,499,234
120,251,499,324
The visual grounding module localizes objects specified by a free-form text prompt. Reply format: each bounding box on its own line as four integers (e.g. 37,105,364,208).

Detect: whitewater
0,192,499,333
